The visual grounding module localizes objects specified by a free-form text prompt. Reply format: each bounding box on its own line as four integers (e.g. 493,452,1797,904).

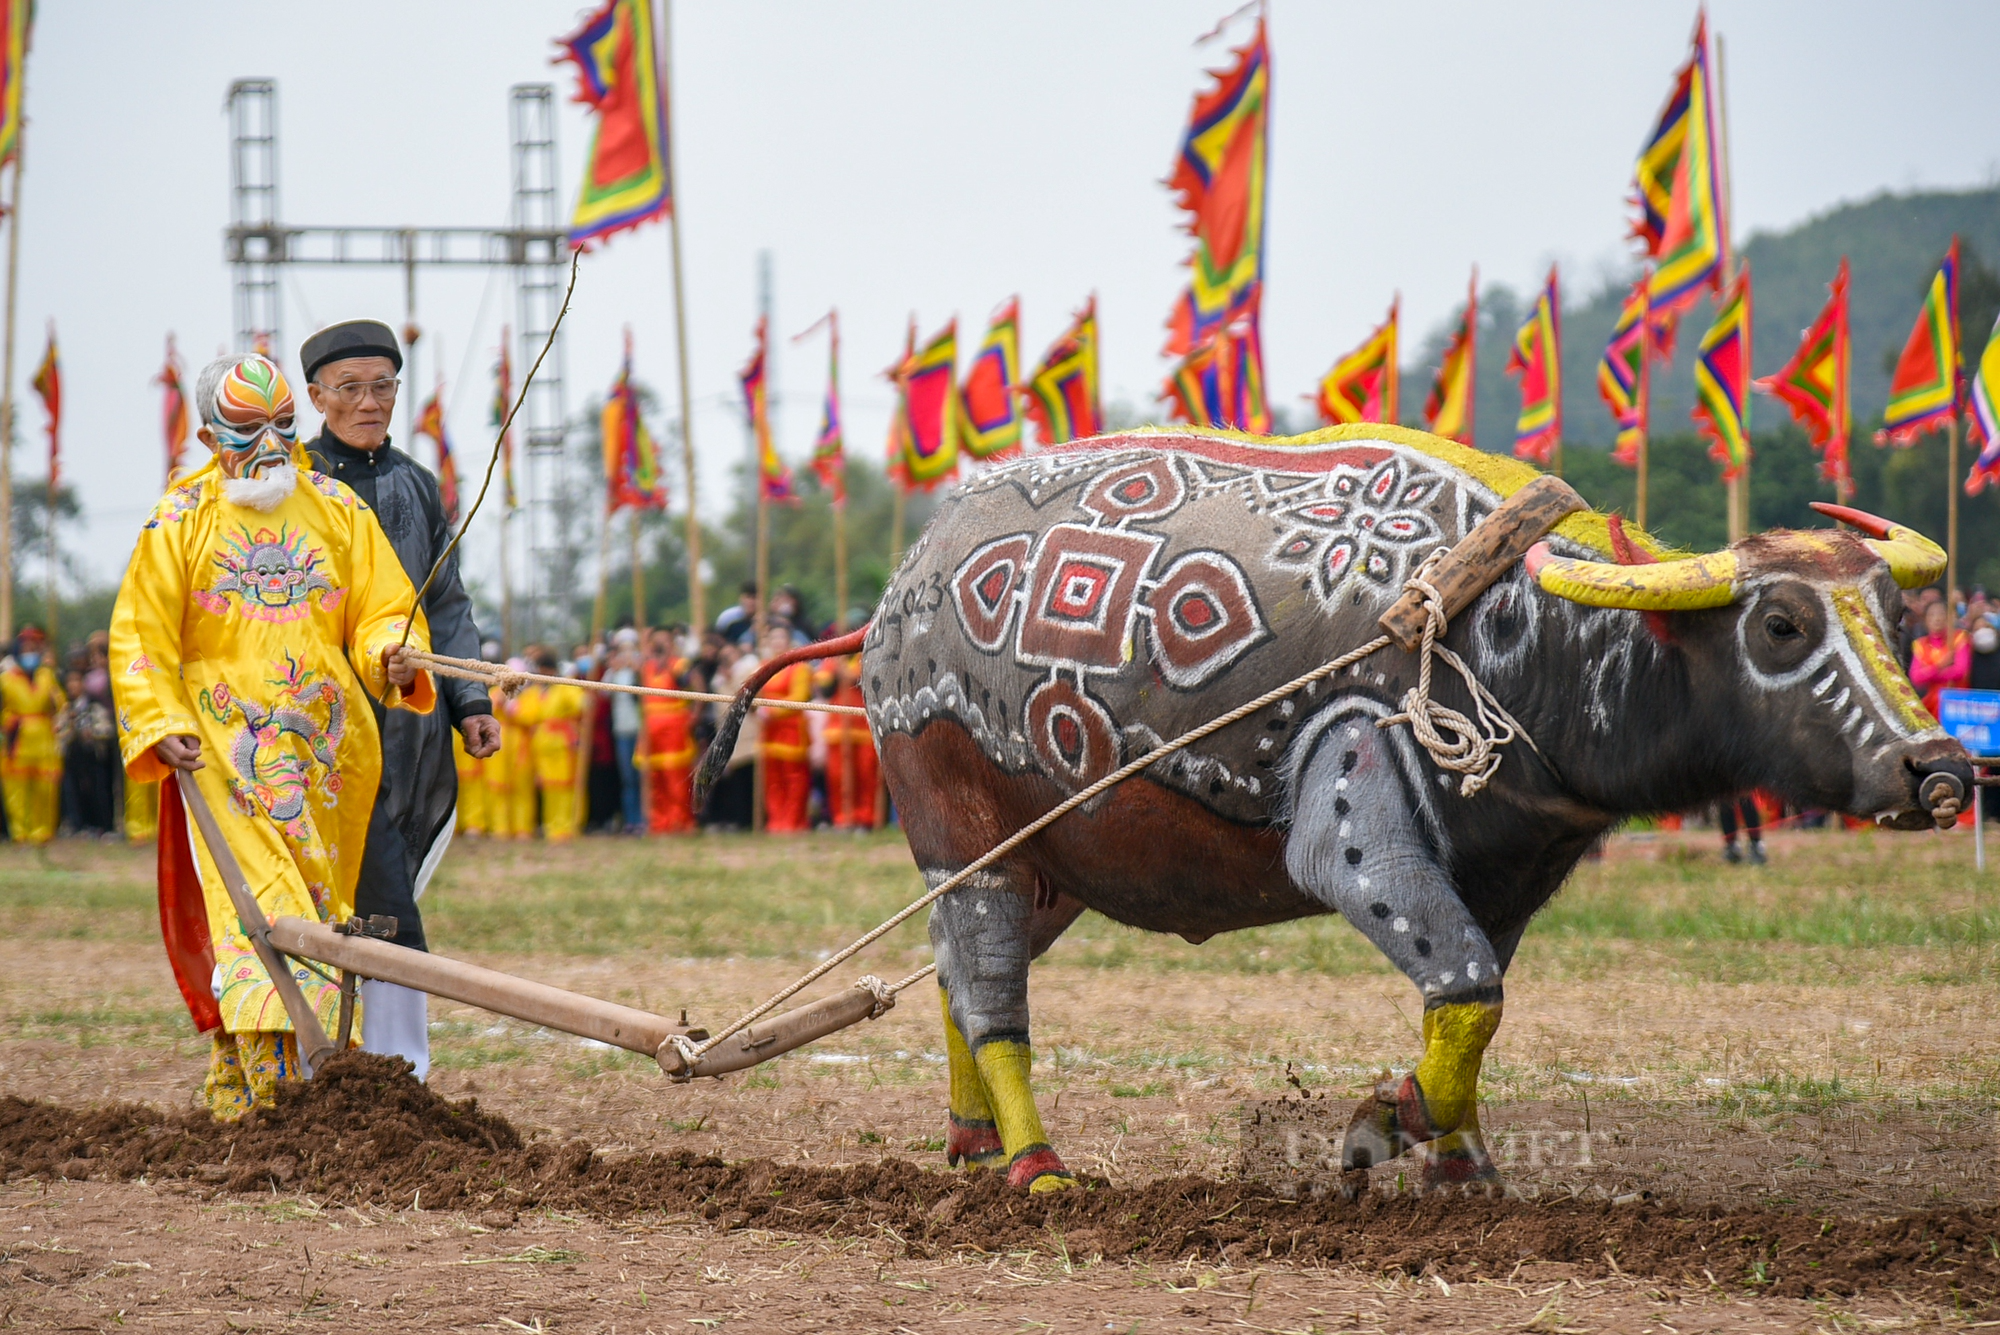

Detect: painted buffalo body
862,425,1967,1192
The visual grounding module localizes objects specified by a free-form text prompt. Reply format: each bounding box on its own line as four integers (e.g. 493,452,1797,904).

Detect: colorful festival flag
0,0,31,170
740,316,794,503
1505,267,1562,466
1162,307,1269,434
1877,237,1962,446
1598,277,1652,468
1023,297,1103,447
492,328,517,511
897,319,960,490
1423,271,1478,446
1965,314,2000,494
1693,266,1754,481
556,0,672,250
796,310,846,506
1226,310,1271,434
155,335,189,485
1755,257,1851,488
1165,14,1269,361
883,318,915,490
413,386,462,524
31,323,57,493
1631,10,1728,323
1164,333,1226,429
1316,298,1399,427
958,298,1023,461
604,331,669,512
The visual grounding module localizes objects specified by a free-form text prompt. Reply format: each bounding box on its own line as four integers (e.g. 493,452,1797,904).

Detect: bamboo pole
751,482,768,833
0,134,23,643
1635,303,1651,530
660,0,704,635
832,492,848,633
631,508,646,628
890,482,906,569
1948,412,1961,599
499,507,514,656
591,489,613,645
1715,30,1745,543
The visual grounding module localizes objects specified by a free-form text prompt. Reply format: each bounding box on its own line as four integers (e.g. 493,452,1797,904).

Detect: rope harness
657,550,1534,1079
405,648,869,717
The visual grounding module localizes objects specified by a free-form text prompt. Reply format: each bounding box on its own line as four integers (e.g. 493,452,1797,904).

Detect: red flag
155,334,189,485
1755,258,1850,488
1316,298,1399,426
30,323,58,493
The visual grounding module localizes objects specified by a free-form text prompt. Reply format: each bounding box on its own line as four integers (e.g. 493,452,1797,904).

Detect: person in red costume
818,652,877,830
638,629,697,833
1909,600,1969,717
757,625,813,833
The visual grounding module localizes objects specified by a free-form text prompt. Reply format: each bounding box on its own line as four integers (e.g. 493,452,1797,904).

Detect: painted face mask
207,356,297,480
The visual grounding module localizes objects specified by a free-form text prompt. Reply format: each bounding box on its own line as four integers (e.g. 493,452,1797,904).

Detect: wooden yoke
1377,475,1587,651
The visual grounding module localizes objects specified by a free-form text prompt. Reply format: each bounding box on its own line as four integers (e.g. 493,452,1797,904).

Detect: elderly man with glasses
299,319,500,1081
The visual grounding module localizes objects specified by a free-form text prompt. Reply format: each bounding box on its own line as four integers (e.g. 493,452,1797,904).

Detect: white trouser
358,810,455,1080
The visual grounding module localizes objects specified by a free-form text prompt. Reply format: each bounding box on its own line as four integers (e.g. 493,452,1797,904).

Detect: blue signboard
1937,688,2000,758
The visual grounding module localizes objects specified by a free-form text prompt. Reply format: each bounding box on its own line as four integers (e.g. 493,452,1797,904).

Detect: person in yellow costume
452,727,488,836
109,353,435,1119
515,648,586,840
489,677,536,838
124,778,160,845
1,625,65,843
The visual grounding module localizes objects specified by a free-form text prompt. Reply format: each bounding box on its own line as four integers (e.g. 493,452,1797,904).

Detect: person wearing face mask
1968,615,2000,691
109,352,439,1119
1,625,66,844
300,320,500,1081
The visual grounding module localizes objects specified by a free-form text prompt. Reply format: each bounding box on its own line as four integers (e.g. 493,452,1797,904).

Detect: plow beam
655,981,889,1081
269,917,705,1058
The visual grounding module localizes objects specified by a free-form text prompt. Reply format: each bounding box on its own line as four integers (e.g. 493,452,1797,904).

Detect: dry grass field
1,822,1997,1332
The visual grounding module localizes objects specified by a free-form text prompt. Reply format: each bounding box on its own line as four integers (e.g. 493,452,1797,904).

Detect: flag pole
0,125,23,643
1637,295,1652,530
631,509,646,628
1714,30,1746,543
499,507,514,656
591,488,612,645
659,0,704,635
833,488,849,632
1948,412,1961,599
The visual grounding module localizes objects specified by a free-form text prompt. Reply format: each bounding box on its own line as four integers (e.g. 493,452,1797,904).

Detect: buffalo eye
1764,613,1802,641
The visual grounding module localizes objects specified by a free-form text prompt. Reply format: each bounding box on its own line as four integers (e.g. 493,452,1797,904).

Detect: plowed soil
5,1053,1996,1318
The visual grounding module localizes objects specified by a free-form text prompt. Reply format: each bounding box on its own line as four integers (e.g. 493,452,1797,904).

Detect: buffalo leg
1416,922,1523,1190
1285,713,1504,1174
927,865,1080,1192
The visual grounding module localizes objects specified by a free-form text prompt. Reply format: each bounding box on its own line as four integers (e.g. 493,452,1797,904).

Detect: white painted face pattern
1732,579,1945,756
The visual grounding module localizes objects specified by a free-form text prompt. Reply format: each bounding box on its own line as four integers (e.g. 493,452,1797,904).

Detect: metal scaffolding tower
509,85,570,646
227,81,281,356
222,79,571,641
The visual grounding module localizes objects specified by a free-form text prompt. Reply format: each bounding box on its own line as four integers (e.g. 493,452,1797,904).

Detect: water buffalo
852,425,1968,1193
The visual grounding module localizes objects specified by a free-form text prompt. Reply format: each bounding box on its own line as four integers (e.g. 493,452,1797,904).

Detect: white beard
221,462,298,512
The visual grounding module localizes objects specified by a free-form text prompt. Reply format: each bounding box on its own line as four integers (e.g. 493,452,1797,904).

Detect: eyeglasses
315,377,400,405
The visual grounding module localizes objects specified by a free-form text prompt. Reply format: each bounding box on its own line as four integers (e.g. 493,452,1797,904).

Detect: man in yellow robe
490,678,536,838
1,624,64,843
110,353,435,1119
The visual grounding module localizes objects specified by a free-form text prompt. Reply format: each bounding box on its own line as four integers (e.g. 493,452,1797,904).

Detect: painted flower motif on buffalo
195,524,346,623
1271,456,1443,605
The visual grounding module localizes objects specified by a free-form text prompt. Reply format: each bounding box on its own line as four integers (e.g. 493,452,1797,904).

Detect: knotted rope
663,551,1536,1078
405,648,869,716
1378,558,1538,797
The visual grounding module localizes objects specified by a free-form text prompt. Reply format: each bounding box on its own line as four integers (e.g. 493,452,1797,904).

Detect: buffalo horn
1523,542,1738,610
1810,502,1947,589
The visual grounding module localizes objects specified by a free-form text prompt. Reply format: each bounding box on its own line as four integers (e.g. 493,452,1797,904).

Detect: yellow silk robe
110,457,435,1036
1,663,65,842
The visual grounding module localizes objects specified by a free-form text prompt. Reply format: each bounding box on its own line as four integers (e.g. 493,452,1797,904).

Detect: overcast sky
18,0,2000,589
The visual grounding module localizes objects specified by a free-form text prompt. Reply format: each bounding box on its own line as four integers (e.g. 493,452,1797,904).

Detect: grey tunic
306,433,489,946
